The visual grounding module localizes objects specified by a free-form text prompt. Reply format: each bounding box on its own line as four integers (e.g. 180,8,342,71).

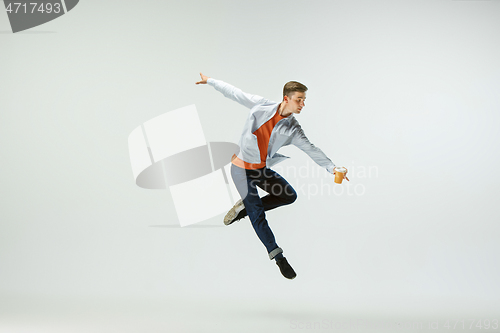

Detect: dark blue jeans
230,163,297,259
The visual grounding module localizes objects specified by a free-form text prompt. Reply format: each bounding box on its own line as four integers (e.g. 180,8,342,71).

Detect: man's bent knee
285,186,297,204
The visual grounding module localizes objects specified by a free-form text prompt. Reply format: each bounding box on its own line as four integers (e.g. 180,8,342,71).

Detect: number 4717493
443,319,498,330
5,2,62,14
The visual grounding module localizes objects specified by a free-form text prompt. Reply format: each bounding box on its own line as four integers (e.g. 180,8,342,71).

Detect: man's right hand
195,72,210,85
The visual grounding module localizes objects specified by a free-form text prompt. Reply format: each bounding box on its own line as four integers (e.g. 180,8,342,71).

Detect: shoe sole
224,199,245,225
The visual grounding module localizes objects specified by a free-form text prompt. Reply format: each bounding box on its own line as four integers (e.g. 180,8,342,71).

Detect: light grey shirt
208,78,336,174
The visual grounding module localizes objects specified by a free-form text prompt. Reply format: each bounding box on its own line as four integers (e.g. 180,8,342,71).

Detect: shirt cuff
327,164,336,174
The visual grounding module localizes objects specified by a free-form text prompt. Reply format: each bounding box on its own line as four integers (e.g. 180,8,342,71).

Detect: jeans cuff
268,247,283,260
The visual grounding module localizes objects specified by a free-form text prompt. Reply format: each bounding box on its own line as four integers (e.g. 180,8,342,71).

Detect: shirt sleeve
207,78,270,109
291,124,336,174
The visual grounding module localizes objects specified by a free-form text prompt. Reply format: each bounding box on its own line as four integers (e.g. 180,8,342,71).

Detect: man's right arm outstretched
195,72,270,109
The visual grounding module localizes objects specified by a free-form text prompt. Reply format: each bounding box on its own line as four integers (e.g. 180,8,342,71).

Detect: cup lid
334,166,346,172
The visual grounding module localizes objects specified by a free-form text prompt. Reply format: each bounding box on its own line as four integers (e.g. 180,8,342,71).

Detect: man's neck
278,102,291,117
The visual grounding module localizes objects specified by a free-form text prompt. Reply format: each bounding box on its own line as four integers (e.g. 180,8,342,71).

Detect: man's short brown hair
283,81,308,98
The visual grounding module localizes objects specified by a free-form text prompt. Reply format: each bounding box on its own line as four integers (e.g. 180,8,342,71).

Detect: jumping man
195,73,346,279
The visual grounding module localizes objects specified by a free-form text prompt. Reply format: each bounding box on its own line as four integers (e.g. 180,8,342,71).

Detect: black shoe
276,257,297,279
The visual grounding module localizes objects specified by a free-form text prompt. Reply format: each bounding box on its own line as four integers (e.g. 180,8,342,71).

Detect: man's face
285,91,306,114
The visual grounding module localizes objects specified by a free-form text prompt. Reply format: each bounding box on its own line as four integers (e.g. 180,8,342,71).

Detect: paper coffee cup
334,166,347,184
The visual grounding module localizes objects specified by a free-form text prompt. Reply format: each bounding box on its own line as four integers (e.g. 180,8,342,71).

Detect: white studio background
1,1,499,332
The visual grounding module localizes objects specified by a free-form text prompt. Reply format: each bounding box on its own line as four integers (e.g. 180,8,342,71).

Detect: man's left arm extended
291,125,337,175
